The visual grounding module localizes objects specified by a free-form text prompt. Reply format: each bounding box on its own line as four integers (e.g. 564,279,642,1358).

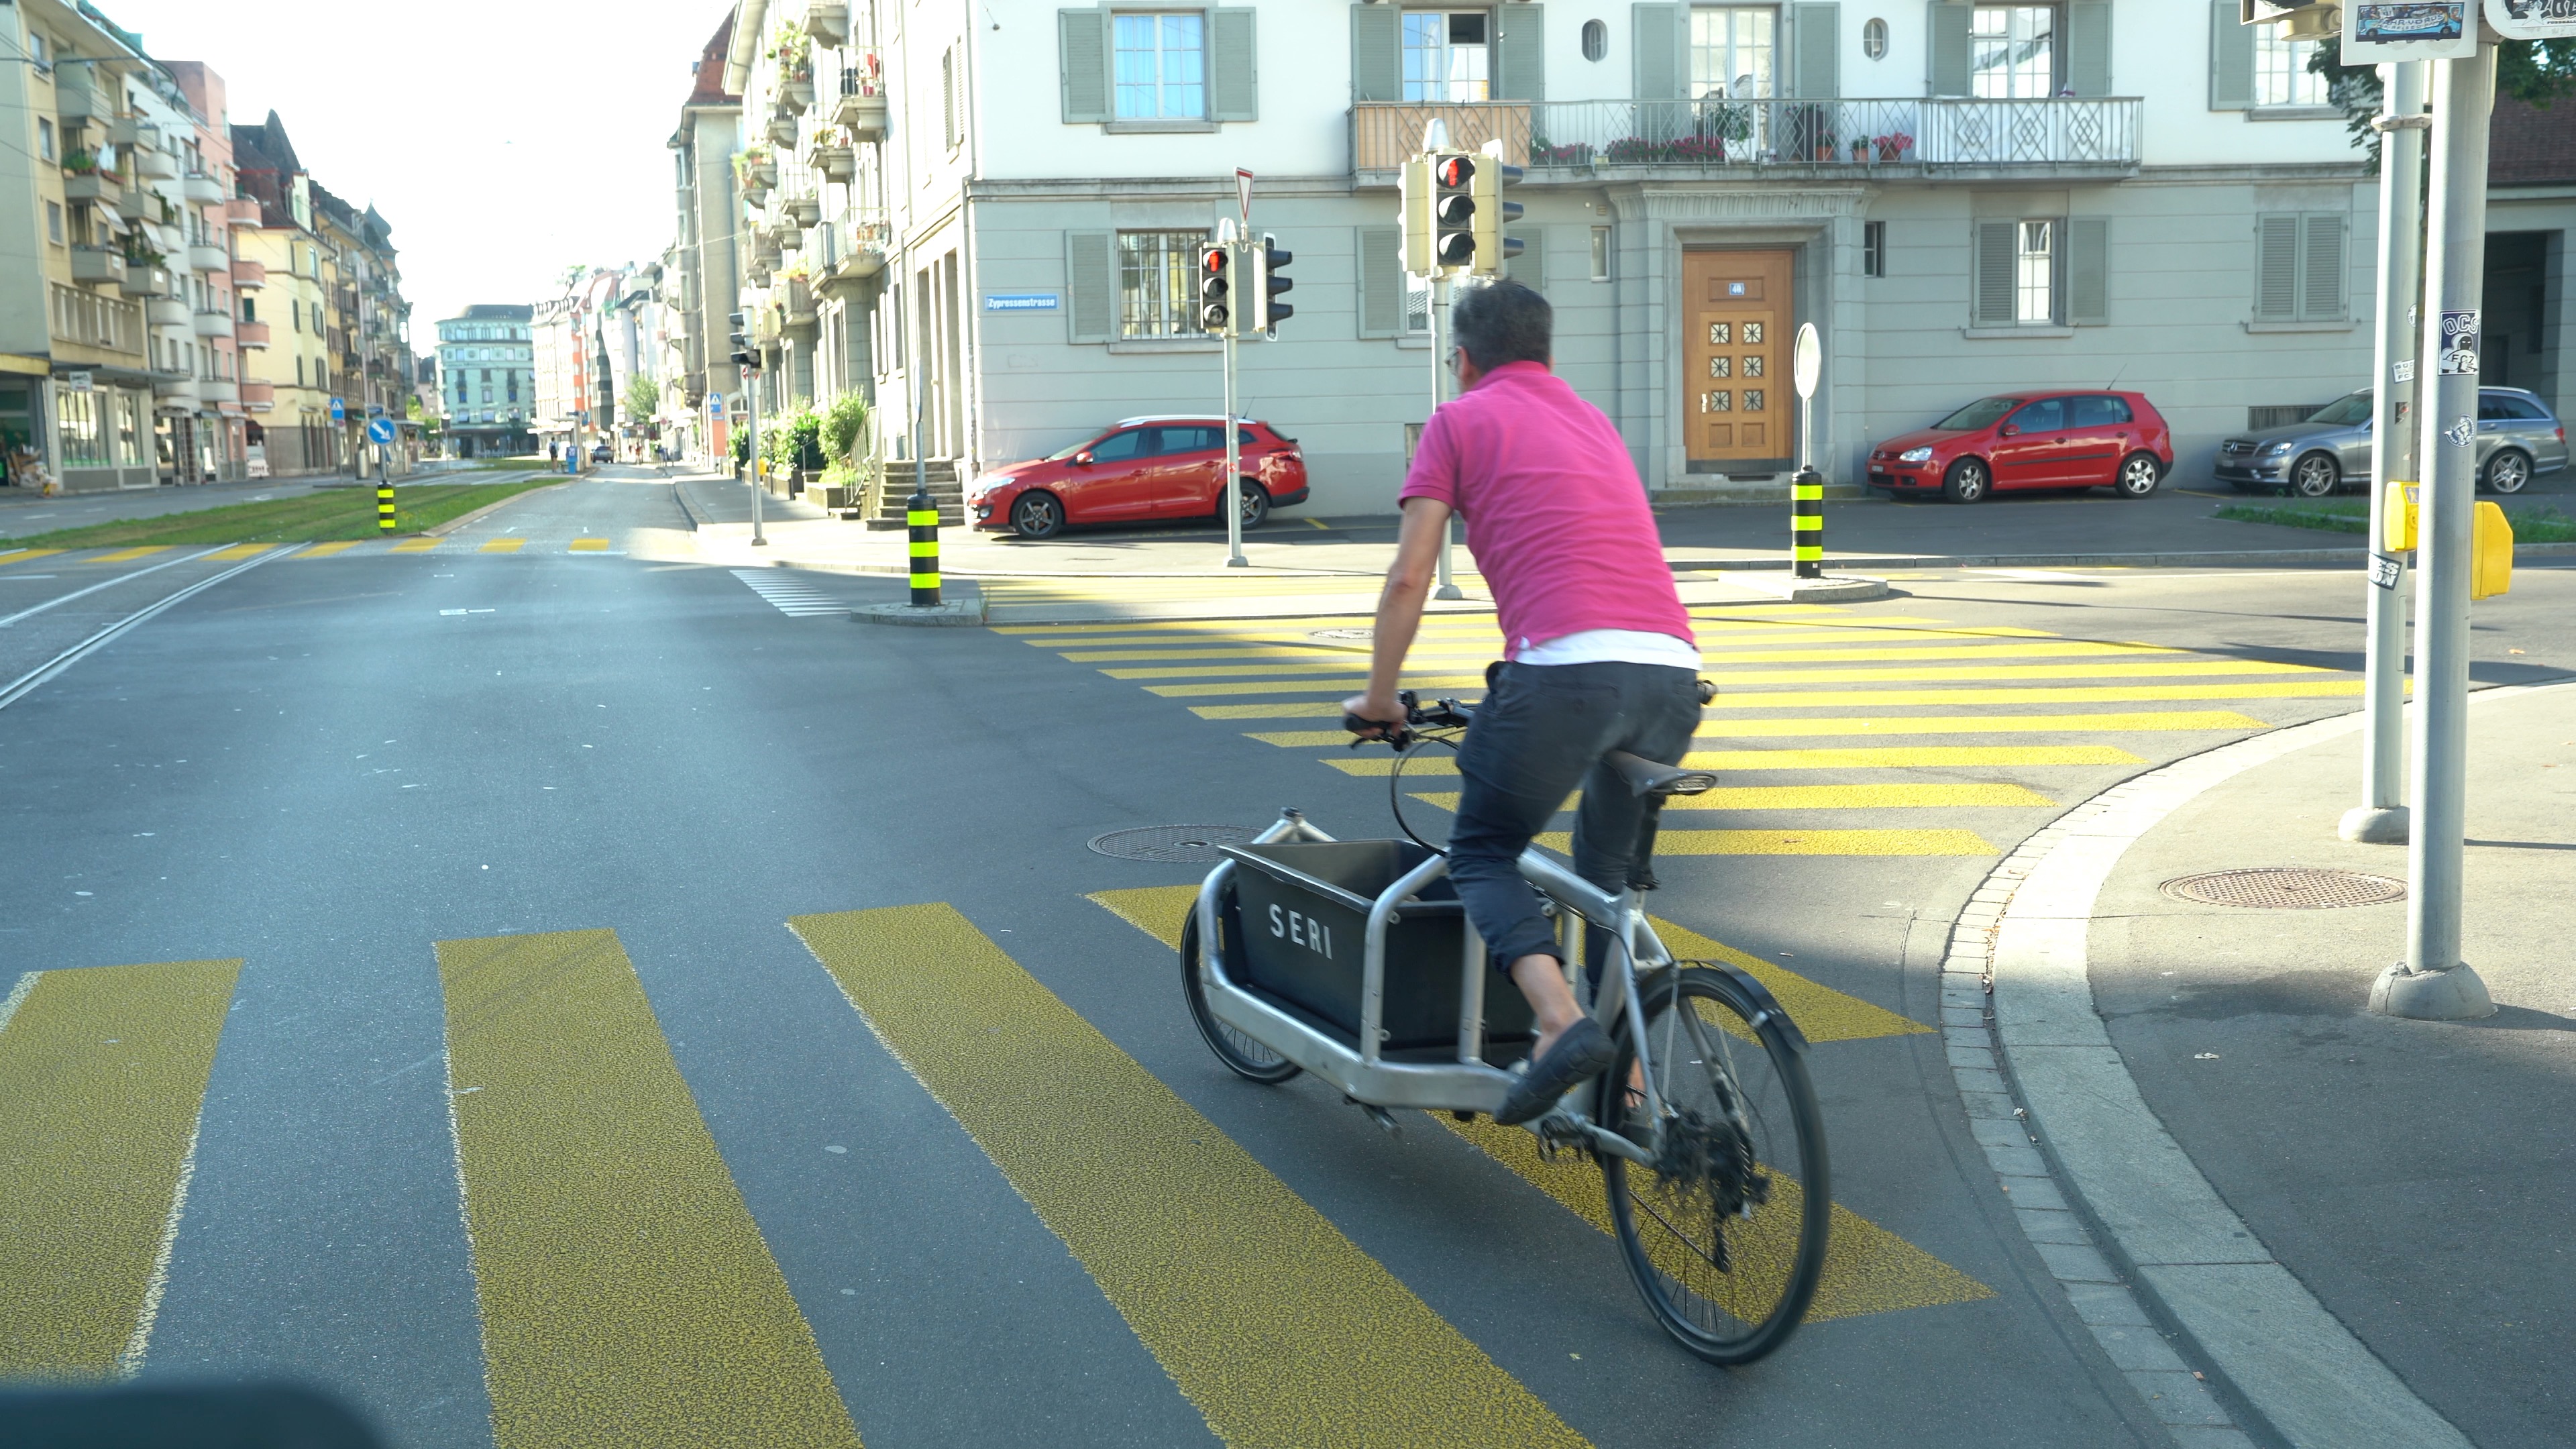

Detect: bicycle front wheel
1598,966,1829,1365
1179,880,1301,1084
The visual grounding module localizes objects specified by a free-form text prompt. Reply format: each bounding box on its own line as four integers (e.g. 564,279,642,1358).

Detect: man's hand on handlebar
1340,691,1410,744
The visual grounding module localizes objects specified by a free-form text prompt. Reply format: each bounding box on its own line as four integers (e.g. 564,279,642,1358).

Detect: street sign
707,394,724,416
63,371,92,392
366,417,396,446
1235,167,1254,231
1792,323,1822,400
2486,0,2576,40
2345,1,2476,58
329,397,345,423
981,292,1061,312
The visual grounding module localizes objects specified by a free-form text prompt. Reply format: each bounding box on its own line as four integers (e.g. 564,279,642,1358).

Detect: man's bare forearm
1344,498,1452,724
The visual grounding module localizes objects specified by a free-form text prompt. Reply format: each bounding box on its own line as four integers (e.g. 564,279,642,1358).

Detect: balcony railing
51,282,145,356
1352,97,2142,174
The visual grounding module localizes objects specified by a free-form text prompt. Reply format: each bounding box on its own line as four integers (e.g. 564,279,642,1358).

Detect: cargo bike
1178,694,1831,1364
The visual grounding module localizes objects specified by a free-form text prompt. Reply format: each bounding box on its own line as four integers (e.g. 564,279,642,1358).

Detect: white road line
730,569,849,617
0,545,231,629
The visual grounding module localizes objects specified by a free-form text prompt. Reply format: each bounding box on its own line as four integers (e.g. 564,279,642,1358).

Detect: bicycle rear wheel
1179,879,1301,1084
1597,966,1829,1365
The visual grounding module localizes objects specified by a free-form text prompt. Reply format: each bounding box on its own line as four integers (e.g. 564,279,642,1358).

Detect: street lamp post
2373,43,2497,1022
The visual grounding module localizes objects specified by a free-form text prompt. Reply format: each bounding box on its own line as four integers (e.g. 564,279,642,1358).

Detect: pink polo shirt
1399,361,1691,660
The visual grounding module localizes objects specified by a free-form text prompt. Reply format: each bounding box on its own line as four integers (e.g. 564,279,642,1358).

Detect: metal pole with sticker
2379,40,2498,1021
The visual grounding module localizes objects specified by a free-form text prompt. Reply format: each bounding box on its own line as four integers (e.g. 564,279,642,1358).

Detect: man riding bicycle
1345,280,1701,1127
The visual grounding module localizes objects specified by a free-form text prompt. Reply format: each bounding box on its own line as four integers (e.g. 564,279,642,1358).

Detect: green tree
2316,38,2576,169
819,392,869,465
623,374,660,426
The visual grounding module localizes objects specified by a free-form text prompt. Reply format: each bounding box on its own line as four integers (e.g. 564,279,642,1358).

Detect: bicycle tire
1179,881,1301,1084
1597,965,1829,1365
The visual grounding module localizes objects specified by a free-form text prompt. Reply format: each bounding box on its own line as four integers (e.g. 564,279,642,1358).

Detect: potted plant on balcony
811,125,858,181
1874,131,1915,163
835,54,890,139
1851,137,1869,164
60,146,104,176
771,22,814,107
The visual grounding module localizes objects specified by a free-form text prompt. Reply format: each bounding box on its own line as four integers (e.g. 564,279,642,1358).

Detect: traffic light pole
744,365,766,548
2345,59,2427,847
1430,273,1462,600
2374,43,2494,1022
1223,319,1246,568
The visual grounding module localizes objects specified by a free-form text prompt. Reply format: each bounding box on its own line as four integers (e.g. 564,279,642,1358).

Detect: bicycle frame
1194,808,1675,1163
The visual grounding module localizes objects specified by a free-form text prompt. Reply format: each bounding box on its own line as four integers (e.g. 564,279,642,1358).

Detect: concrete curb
1938,707,2569,1449
1722,572,1893,603
672,478,709,532
422,478,568,538
852,599,985,627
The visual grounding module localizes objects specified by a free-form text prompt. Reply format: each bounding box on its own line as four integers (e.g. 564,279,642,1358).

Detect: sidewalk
1956,682,2576,1449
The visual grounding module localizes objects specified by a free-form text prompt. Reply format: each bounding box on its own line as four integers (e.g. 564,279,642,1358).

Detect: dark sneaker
1496,1018,1618,1125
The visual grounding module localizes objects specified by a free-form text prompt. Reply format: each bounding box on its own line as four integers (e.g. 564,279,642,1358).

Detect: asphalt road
3,471,2569,1447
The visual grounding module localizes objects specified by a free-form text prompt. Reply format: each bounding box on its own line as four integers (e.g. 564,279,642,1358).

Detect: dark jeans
1447,661,1702,989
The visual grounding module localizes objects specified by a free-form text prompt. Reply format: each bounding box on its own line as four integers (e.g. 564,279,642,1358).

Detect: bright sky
97,0,733,339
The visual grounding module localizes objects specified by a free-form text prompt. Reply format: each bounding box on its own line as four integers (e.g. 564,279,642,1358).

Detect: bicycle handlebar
1342,689,1472,749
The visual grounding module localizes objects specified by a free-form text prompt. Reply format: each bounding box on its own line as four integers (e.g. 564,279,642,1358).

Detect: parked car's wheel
2112,452,2163,499
2288,451,2341,498
2481,449,2532,495
1231,479,1271,529
1010,490,1066,539
1941,458,1990,504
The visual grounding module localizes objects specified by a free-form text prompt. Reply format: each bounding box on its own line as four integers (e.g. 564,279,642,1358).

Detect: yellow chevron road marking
0,959,240,1378
480,538,527,553
436,930,861,1449
796,904,1587,1449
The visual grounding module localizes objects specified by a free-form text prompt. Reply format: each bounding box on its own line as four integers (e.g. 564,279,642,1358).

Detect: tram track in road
0,545,301,712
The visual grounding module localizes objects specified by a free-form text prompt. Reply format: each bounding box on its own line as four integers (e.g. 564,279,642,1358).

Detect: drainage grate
1087,824,1260,863
2158,868,2406,910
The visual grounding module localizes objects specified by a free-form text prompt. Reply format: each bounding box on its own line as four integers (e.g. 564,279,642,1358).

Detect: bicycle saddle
1604,750,1718,798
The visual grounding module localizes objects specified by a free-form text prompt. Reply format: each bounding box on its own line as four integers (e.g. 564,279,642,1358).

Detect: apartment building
313,184,413,447
231,114,342,476
663,14,746,463
435,303,536,458
706,1,2576,514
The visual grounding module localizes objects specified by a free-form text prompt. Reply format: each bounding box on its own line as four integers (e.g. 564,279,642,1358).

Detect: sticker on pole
2347,1,2476,59
2369,553,2404,590
2486,0,2576,41
1792,323,1821,401
2436,311,2479,374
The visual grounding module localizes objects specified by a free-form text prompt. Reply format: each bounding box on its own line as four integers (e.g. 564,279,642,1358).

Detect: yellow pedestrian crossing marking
1414,783,2055,811
92,546,173,563
1193,681,2362,718
1103,641,2180,682
0,548,66,565
795,904,1589,1449
436,930,860,1448
203,544,275,561
297,540,361,558
986,574,1483,600
389,537,441,553
1244,710,2262,749
569,538,610,551
0,959,240,1379
1326,744,2143,777
1138,659,2328,696
1544,826,1998,856
480,538,527,553
1087,892,1980,1320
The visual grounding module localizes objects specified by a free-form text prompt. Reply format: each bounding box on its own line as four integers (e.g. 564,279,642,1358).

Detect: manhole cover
1087,824,1260,863
1307,627,1373,644
2158,869,2406,910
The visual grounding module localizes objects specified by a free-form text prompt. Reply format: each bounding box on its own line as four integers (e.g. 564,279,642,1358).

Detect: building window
1690,7,1774,99
1115,230,1205,339
1580,18,1608,61
1864,220,1887,278
1970,5,2056,99
46,202,63,246
2254,29,2327,107
1114,12,1206,119
57,388,104,468
38,119,56,162
298,356,307,386
1403,11,1490,103
1863,17,1889,59
1591,226,1613,281
2017,219,2053,323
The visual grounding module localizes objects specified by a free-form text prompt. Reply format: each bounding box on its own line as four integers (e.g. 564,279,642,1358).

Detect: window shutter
2068,216,2108,325
1351,5,1399,103
1508,227,1544,293
2210,1,2254,111
1929,2,1972,97
1496,5,1545,102
2067,3,2110,96
1974,220,2016,325
1060,9,1110,123
1212,8,1258,121
2254,213,2299,320
1358,226,1403,338
2300,213,2345,320
1793,4,1839,99
1065,231,1114,343
1633,4,1680,101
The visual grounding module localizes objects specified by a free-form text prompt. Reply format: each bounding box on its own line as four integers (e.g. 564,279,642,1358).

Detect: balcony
232,258,266,289
782,276,819,337
224,197,262,226
1350,97,2143,180
199,378,239,405
193,309,235,338
132,148,179,181
188,243,231,273
153,376,200,407
803,4,849,44
105,117,160,147
146,297,190,327
240,380,274,411
62,170,123,207
780,79,814,116
767,112,800,146
120,264,174,299
70,246,130,288
117,185,160,221
818,211,889,294
54,73,108,119
182,171,225,203
52,283,144,355
236,319,271,348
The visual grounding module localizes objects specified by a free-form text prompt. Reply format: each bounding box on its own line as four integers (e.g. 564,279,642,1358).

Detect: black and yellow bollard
377,480,396,534
1790,466,1823,579
906,478,940,608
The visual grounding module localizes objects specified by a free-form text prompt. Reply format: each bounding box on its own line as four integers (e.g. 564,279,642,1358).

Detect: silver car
2212,386,2567,496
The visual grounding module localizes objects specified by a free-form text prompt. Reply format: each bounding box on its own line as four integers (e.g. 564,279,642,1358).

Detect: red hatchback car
1867,391,2174,502
968,415,1309,539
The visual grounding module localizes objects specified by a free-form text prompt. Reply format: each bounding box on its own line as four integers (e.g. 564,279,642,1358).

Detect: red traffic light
1201,246,1228,273
1435,156,1474,188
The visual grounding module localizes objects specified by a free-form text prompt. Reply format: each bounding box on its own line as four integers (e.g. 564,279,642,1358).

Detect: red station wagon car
1868,391,2174,502
968,415,1309,539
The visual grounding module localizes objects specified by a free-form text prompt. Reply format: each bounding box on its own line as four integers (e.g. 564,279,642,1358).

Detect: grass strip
0,481,551,549
2216,499,2576,543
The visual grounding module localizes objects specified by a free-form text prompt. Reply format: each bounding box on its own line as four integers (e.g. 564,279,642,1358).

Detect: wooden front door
1683,250,1794,470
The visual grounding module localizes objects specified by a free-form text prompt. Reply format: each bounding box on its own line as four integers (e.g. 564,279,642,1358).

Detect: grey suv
2213,386,2566,496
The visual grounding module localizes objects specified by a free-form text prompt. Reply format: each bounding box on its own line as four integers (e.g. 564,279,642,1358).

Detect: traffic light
1470,150,1525,279
1196,242,1232,334
1398,157,1435,274
727,311,755,369
1250,234,1293,333
1432,154,1476,268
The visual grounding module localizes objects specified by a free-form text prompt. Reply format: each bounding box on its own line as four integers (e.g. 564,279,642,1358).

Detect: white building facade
728,1,2396,514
